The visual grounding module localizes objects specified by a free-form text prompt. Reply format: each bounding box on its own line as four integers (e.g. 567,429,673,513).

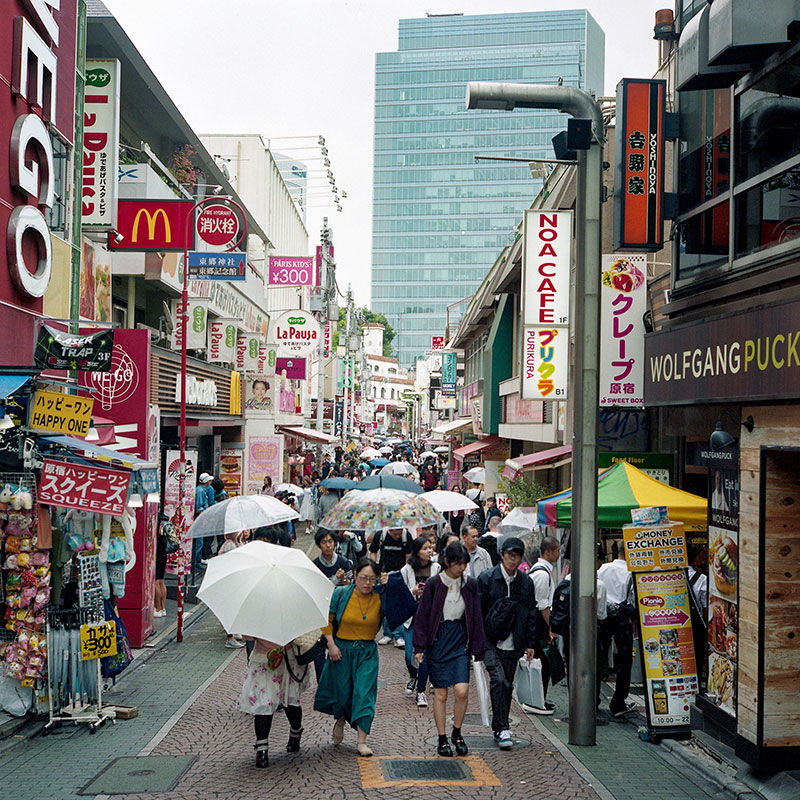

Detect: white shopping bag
473,658,491,727
515,656,545,709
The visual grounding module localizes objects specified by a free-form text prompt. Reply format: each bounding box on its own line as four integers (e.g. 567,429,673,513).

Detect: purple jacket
412,573,485,660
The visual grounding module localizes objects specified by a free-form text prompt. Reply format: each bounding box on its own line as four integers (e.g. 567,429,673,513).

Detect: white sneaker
225,638,246,648
394,637,405,648
405,678,416,695
521,703,554,716
154,609,166,618
496,729,513,749
416,692,428,708
377,636,392,645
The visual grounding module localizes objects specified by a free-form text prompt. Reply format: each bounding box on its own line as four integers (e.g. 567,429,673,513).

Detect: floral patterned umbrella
318,488,439,532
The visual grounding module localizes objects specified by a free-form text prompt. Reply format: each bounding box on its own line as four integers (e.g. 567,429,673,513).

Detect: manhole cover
382,758,472,781
424,734,531,750
148,651,186,663
78,755,196,795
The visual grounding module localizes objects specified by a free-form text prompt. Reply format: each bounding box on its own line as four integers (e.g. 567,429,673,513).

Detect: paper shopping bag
473,658,491,727
514,657,545,709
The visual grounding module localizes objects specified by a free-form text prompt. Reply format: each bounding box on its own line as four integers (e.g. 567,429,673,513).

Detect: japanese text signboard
207,318,238,365
80,621,117,661
521,326,569,401
30,389,94,437
195,203,238,247
600,254,646,407
82,60,120,229
268,256,317,286
109,200,194,251
431,336,445,351
39,458,131,515
187,251,246,281
634,570,698,729
613,78,666,251
270,310,321,357
623,522,688,572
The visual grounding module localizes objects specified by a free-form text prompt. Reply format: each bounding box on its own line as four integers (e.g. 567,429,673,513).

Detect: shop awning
277,426,339,445
38,435,156,469
0,375,32,399
453,435,502,464
432,418,473,436
503,444,572,480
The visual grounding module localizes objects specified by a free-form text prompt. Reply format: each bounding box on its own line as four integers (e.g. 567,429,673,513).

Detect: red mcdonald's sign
109,199,194,251
613,79,666,252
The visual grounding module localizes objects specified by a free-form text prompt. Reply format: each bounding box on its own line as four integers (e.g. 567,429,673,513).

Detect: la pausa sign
271,311,322,356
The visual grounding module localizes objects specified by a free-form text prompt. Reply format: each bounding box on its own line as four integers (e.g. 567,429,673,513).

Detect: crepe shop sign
39,459,131,516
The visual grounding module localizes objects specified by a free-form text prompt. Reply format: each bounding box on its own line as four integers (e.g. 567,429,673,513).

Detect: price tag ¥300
80,621,117,661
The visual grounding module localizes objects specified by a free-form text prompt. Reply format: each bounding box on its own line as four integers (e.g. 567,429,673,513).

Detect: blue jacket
195,485,209,513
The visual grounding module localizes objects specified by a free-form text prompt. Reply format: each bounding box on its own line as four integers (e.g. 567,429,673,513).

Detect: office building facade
371,11,604,367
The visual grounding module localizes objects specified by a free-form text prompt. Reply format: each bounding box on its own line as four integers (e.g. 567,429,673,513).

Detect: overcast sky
102,0,672,306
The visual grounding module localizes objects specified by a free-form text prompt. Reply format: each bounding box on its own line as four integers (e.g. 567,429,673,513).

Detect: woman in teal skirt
314,557,383,756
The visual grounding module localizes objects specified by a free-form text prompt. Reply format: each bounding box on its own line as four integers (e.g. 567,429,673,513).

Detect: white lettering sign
174,375,218,407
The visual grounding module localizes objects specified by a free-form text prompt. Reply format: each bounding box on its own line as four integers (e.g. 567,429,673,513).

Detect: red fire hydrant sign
39,458,131,515
195,204,239,247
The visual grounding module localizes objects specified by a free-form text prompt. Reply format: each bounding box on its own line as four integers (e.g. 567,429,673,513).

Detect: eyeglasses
356,575,378,584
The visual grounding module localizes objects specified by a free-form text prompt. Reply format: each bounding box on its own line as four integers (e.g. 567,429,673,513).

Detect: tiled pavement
0,605,729,800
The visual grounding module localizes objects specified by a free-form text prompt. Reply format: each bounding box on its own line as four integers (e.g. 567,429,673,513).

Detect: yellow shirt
322,590,381,641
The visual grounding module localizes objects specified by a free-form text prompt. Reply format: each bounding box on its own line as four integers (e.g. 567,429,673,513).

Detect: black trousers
484,645,519,732
601,613,633,712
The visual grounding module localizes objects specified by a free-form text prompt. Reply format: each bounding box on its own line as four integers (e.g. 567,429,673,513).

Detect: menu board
635,570,699,729
220,448,243,496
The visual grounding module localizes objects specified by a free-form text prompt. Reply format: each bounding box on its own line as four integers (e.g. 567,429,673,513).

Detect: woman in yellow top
314,557,382,756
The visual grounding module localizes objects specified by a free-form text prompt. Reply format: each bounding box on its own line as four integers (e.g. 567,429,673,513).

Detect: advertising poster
80,240,112,322
244,374,274,415
704,449,740,718
446,470,461,490
635,570,699,728
599,254,646,407
163,450,197,575
220,448,243,495
246,435,283,496
35,324,113,372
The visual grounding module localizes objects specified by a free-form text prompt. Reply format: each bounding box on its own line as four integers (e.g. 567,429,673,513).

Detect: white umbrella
197,541,332,645
380,461,419,479
420,490,478,513
379,446,393,454
419,451,437,460
465,488,485,502
500,507,540,533
463,466,486,484
275,483,304,497
187,495,299,539
434,446,449,454
359,447,382,460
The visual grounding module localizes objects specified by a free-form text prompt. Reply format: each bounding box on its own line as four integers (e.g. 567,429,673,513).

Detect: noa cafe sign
270,310,322,355
522,210,572,327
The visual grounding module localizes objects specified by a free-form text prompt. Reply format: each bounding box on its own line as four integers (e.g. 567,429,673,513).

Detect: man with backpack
369,527,411,646
477,537,538,750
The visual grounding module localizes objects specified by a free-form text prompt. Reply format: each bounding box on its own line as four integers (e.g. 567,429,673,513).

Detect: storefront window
735,164,800,257
676,202,729,281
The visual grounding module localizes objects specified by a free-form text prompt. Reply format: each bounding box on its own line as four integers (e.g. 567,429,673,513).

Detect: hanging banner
82,60,120,229
275,357,306,380
270,310,322,356
39,459,131,515
236,332,260,371
522,210,572,326
164,449,197,575
170,298,209,350
600,254,646,407
613,78,666,252
634,570,698,730
521,326,569,400
30,389,94,437
207,318,238,364
34,325,114,372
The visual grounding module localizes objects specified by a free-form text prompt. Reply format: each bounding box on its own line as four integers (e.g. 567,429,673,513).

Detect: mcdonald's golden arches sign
109,199,194,251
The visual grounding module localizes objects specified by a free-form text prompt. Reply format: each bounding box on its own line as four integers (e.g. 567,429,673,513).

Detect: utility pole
342,287,352,444
467,81,604,747
315,219,333,435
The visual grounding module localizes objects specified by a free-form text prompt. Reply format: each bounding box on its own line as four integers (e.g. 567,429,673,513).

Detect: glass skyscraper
371,11,605,367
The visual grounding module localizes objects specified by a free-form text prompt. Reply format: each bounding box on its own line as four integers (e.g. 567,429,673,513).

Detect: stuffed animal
0,483,17,510
10,487,32,511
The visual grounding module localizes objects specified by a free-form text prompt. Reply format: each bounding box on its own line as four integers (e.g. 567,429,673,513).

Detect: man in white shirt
462,525,493,578
528,536,560,713
597,549,636,717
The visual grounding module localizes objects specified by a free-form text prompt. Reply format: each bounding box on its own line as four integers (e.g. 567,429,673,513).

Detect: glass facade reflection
371,12,605,367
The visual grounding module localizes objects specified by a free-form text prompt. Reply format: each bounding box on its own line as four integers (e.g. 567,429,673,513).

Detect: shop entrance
756,447,800,769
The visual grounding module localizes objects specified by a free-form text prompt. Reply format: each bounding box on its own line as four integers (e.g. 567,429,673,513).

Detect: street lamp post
176,195,247,644
467,81,603,746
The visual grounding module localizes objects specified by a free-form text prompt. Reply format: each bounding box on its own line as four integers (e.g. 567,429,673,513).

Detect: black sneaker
611,700,637,717
405,678,416,696
545,701,556,711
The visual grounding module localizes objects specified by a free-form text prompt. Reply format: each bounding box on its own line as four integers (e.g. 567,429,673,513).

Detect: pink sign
164,449,197,575
275,357,306,379
504,394,544,424
279,388,299,413
269,256,316,286
324,320,332,354
39,459,131,515
247,435,283,495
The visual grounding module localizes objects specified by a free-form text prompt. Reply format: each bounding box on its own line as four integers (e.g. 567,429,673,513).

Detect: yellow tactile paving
358,755,501,788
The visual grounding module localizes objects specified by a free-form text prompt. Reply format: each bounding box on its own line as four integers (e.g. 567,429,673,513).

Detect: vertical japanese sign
170,298,209,350
613,78,666,251
521,210,572,401
600,254,646,407
82,60,120,228
702,448,739,719
442,351,457,396
324,320,332,355
164,449,197,575
246,435,282,496
334,400,344,439
207,318,238,365
635,571,699,729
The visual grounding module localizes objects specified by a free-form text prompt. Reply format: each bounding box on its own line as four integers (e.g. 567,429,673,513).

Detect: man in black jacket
477,536,538,750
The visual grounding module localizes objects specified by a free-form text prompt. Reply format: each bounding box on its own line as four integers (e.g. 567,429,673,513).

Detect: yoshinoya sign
645,298,800,405
82,60,120,229
522,210,572,326
270,310,322,356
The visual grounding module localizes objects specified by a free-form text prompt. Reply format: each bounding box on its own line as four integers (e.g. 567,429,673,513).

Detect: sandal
357,742,373,757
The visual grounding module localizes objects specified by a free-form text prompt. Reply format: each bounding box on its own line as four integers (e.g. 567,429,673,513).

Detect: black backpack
484,596,517,643
549,578,571,637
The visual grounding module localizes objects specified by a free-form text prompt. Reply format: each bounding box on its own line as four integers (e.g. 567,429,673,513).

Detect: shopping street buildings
370,10,605,368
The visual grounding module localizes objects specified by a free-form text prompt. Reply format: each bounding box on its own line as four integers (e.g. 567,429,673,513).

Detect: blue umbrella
369,458,391,468
321,477,357,490
352,474,424,494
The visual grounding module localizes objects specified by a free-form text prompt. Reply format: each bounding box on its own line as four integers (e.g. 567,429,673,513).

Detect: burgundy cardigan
412,573,485,660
